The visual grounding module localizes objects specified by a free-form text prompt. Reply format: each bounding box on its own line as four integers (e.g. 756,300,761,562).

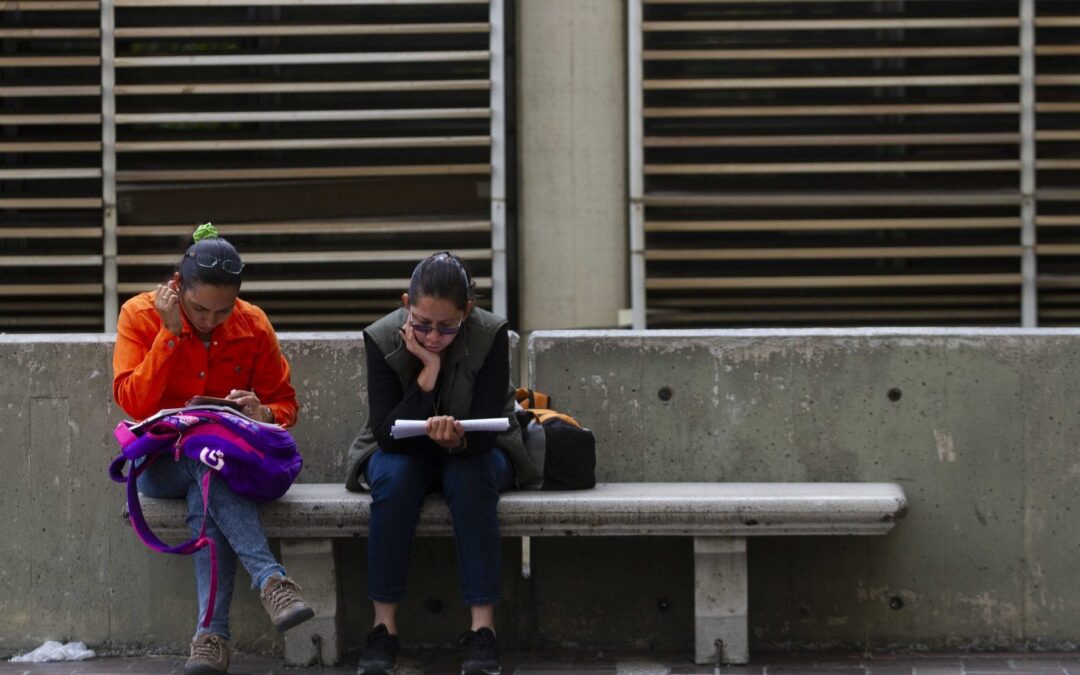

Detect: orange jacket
113,291,298,427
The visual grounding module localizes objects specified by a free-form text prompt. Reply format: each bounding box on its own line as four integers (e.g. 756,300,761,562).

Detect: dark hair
176,236,243,289
408,251,475,310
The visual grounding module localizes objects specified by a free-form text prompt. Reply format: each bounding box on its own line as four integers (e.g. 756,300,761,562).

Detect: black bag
515,388,596,490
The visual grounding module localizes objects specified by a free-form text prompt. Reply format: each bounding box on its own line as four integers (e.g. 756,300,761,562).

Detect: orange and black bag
514,388,596,490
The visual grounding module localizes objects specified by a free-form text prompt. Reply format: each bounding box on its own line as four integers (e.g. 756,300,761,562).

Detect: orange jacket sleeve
249,310,298,428
112,295,184,421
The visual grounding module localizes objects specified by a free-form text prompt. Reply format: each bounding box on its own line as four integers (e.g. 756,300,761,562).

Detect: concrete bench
136,481,908,666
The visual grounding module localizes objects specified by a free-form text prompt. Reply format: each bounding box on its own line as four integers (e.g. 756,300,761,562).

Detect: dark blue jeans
364,447,514,605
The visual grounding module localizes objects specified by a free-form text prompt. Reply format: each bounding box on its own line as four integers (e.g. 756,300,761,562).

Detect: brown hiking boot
184,633,229,675
260,575,315,633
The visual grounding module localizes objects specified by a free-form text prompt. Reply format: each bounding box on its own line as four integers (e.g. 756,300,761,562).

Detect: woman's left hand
227,389,272,422
426,415,465,450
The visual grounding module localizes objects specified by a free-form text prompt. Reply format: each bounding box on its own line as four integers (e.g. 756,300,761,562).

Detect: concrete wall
516,0,628,330
528,329,1080,651
4,329,1080,657
0,334,368,657
0,333,528,657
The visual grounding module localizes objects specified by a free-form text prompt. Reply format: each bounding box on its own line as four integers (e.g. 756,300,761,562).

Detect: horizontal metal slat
114,50,489,67
647,274,1021,291
0,255,102,266
645,160,1020,175
0,168,101,179
644,18,1019,31
115,80,489,96
648,293,1020,309
0,28,99,38
0,142,103,152
115,164,490,182
644,75,1021,90
0,114,101,125
1,1,99,10
653,307,1019,324
0,283,103,295
643,192,1020,207
115,22,488,38
646,218,1019,233
117,248,491,266
116,136,489,152
645,133,1020,148
645,103,1021,118
646,246,1022,261
645,46,1020,60
0,86,101,97
115,108,488,124
117,219,490,236
117,277,493,294
115,0,483,5
0,198,102,208
0,227,102,238
0,57,100,67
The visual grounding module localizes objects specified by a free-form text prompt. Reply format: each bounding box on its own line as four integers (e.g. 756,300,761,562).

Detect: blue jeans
136,455,286,640
364,447,514,605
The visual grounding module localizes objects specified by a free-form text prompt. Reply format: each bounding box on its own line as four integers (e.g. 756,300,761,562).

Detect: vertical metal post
628,0,646,329
101,0,118,329
490,0,508,318
1019,0,1037,327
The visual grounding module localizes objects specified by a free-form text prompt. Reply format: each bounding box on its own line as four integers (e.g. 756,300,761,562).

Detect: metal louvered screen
2,0,505,332
630,0,1032,327
1,1,105,331
107,0,504,329
1035,2,1080,325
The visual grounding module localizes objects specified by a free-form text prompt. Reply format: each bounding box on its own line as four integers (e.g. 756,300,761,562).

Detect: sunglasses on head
409,312,464,336
187,252,244,274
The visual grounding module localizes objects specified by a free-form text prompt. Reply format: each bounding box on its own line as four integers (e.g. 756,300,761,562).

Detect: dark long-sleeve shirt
364,327,509,456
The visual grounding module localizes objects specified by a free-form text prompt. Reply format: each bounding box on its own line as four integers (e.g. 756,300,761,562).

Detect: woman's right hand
154,279,184,336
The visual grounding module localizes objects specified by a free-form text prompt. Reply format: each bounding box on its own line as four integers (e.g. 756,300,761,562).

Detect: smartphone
186,395,243,411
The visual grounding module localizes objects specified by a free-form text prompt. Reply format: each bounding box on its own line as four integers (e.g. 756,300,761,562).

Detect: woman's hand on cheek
401,323,440,369
426,415,464,450
402,323,441,392
154,280,184,336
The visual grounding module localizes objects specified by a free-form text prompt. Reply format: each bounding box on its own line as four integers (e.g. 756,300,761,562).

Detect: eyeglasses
409,312,464,336
187,252,244,274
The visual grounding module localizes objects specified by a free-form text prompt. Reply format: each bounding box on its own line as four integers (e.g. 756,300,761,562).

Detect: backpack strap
110,452,220,629
514,388,551,410
524,408,583,429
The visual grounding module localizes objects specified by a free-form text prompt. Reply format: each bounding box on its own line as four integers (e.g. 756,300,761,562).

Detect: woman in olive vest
346,252,538,675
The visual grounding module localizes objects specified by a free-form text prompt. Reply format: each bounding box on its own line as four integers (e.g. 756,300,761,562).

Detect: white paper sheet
390,417,510,439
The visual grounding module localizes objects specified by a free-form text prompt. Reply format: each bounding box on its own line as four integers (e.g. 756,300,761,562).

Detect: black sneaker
357,624,399,675
458,627,501,675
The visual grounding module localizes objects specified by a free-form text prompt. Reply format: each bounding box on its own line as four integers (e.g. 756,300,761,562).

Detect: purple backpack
108,408,302,627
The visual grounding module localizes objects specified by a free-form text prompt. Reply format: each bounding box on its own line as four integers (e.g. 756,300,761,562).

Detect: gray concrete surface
3,329,1080,659
3,652,1080,675
516,0,629,330
527,329,1080,652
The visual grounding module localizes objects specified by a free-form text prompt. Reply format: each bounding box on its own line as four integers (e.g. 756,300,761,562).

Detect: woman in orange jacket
112,223,312,675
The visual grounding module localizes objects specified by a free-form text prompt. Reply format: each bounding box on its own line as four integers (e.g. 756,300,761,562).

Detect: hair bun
192,222,219,243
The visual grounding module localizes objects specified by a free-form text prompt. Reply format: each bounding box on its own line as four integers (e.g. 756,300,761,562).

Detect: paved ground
2,652,1080,675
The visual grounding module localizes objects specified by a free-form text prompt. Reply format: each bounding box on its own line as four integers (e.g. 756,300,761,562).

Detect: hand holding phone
186,395,243,411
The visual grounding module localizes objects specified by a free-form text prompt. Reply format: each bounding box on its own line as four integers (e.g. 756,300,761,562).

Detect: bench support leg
693,536,748,665
280,538,341,667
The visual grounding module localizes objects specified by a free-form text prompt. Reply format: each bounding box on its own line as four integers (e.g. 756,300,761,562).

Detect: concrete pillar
280,538,341,666
694,537,749,665
516,0,628,330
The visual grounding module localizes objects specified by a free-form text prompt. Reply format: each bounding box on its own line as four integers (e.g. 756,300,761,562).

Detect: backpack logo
199,446,225,471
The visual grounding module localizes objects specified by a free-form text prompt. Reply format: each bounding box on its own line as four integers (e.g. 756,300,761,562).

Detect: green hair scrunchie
192,222,219,243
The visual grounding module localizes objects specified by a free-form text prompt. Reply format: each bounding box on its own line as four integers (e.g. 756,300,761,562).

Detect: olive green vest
345,306,541,491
